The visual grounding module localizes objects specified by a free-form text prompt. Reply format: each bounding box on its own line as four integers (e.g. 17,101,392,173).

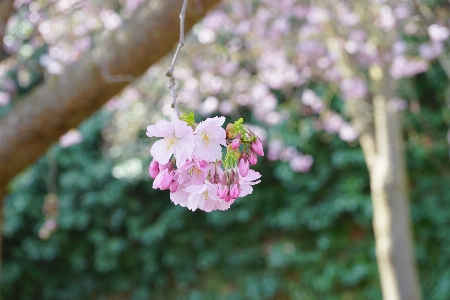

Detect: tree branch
0,0,15,60
0,0,222,189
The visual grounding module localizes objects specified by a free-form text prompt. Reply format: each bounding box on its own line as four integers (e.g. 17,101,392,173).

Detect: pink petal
193,143,223,162
146,120,173,137
150,139,173,165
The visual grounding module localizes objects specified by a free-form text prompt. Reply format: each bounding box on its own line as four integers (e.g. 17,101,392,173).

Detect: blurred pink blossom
392,40,407,55
375,5,396,31
419,42,444,60
219,61,239,76
0,91,11,106
99,10,122,31
389,97,408,111
219,100,234,115
267,139,284,161
339,123,359,142
125,0,145,12
59,129,84,147
280,146,297,162
394,5,410,19
307,7,329,24
428,24,450,42
323,113,344,134
339,11,360,27
349,30,367,43
302,89,324,113
289,154,314,173
390,55,428,79
272,17,291,35
198,28,216,44
203,10,231,32
340,77,367,100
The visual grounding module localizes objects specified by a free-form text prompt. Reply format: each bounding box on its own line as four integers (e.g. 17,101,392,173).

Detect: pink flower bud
149,160,160,178
161,170,174,190
153,169,174,190
225,194,235,203
159,162,169,172
232,135,241,149
249,152,257,165
230,184,240,198
170,180,179,193
238,158,249,177
198,160,208,169
213,173,220,184
217,184,229,199
251,138,264,156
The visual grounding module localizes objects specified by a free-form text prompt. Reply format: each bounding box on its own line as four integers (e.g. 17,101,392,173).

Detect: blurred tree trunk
0,0,221,284
355,67,421,300
0,0,15,60
0,0,221,190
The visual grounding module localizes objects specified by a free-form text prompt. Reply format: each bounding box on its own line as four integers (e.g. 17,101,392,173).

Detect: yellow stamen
201,131,210,146
164,134,178,150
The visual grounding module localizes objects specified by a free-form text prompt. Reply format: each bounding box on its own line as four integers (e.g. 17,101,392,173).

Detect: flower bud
198,160,209,170
225,194,235,203
153,169,174,190
162,170,175,190
213,173,221,184
249,152,257,165
217,184,229,199
238,158,249,177
230,184,240,198
250,138,264,156
159,162,169,172
170,180,179,193
149,160,160,178
231,135,241,149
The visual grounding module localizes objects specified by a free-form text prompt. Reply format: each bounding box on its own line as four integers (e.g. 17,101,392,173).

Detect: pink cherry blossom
185,181,221,212
147,119,194,168
148,115,264,212
193,116,226,162
239,170,262,197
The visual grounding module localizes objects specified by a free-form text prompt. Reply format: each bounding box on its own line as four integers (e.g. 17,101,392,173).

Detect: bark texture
0,0,221,190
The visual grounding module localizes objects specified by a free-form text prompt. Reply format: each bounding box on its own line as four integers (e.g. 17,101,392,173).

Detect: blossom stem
165,0,189,119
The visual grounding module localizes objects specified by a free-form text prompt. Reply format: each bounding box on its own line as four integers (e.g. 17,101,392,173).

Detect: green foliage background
2,63,450,300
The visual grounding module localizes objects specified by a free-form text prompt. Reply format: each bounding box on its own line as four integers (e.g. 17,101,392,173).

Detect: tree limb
0,0,222,189
0,0,14,60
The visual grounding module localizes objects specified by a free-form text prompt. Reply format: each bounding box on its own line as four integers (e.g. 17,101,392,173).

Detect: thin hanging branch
166,0,189,118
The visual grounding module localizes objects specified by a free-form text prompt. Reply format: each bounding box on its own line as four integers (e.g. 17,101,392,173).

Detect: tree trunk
370,93,421,300
353,66,422,299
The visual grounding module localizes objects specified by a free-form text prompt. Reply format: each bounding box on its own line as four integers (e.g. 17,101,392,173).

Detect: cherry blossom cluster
146,114,264,212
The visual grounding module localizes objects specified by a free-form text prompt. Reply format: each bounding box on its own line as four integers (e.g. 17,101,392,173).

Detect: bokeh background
1,0,449,299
